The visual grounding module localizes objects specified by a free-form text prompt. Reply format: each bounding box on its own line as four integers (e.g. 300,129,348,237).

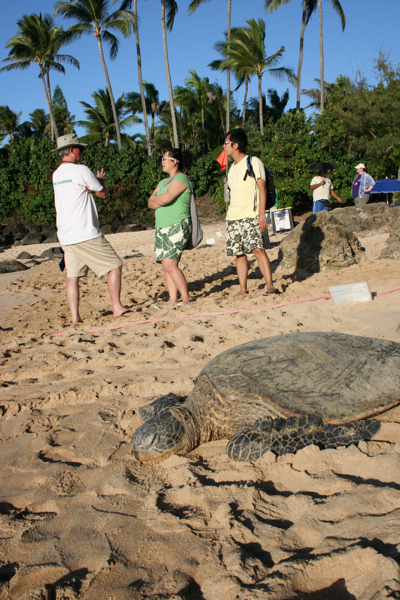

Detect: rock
16,251,32,260
0,233,13,246
100,224,113,235
122,217,133,225
3,223,29,243
24,221,42,233
20,232,45,245
379,219,400,260
12,240,21,246
40,246,64,259
0,260,29,273
111,221,122,233
25,260,41,266
277,211,363,273
332,203,400,236
116,224,141,233
43,231,59,244
40,226,56,238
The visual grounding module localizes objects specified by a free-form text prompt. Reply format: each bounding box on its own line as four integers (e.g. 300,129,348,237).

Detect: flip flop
177,302,189,306
263,289,279,296
153,305,169,310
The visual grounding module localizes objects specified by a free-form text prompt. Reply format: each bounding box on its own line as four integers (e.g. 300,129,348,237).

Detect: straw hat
52,133,87,152
355,163,366,170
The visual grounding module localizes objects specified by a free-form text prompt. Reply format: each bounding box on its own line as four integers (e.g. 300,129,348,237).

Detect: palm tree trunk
318,0,325,112
258,74,263,135
134,0,151,156
96,35,122,150
161,0,179,147
242,76,248,127
296,0,306,111
225,0,231,133
46,70,55,141
40,66,58,140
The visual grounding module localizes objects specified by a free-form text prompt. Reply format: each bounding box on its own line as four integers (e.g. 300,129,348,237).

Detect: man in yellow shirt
224,129,277,296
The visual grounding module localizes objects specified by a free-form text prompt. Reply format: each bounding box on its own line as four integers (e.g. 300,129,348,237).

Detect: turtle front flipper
227,416,381,462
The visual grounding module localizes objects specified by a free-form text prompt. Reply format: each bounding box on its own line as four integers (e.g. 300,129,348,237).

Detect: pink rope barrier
50,287,400,337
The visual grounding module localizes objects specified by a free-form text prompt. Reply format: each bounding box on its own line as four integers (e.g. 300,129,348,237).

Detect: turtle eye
143,432,158,447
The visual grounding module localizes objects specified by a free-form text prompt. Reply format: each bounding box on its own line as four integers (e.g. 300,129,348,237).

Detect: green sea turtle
133,332,400,462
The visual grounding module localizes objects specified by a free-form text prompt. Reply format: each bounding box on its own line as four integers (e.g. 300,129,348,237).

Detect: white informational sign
273,209,291,231
216,231,222,237
329,282,372,305
207,238,215,245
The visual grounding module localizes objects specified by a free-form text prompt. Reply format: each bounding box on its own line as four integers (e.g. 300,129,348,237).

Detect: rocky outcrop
331,203,400,236
0,218,146,249
40,247,64,259
380,219,400,260
277,211,363,273
0,260,29,273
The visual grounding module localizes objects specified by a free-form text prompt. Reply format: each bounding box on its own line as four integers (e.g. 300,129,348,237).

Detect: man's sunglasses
162,156,179,162
223,140,234,145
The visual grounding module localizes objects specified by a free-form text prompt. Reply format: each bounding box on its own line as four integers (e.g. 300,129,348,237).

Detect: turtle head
132,410,190,462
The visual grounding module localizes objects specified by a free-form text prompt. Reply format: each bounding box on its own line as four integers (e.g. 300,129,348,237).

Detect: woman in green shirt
148,148,191,307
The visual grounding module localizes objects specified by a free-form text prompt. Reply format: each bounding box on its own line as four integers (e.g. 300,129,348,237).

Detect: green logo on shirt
54,179,72,185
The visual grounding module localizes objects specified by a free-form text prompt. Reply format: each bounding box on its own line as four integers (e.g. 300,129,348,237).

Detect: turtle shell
199,332,400,424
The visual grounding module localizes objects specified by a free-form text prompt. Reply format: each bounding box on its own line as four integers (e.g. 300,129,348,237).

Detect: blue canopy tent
370,179,400,205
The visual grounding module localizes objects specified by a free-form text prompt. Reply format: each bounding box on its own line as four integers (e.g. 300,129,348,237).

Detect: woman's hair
167,148,183,167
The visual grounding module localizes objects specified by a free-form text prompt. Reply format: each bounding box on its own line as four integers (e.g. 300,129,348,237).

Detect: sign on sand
329,281,372,305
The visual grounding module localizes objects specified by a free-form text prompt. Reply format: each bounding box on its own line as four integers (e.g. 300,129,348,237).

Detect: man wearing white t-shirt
310,169,343,213
224,129,277,296
52,133,134,323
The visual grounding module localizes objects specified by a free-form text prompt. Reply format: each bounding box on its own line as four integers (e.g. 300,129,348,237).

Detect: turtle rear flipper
226,417,381,462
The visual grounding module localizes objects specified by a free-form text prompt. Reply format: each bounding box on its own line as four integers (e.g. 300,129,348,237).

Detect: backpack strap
242,155,258,211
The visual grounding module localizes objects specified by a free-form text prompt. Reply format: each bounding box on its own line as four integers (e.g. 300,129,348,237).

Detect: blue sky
0,0,399,140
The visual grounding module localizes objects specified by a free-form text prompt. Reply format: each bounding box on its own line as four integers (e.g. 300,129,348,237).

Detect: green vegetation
0,2,398,227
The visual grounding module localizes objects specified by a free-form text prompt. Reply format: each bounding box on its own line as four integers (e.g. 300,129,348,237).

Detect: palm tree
126,82,166,148
265,0,308,112
54,0,135,150
132,0,151,155
174,70,214,133
210,27,254,128
78,88,141,146
0,13,79,141
189,0,232,132
215,19,294,135
302,74,354,110
29,108,49,138
306,0,345,111
265,0,345,112
0,106,22,141
160,0,179,147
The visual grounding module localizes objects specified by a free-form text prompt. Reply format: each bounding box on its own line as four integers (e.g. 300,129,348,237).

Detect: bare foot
263,288,279,296
235,291,248,297
72,318,83,324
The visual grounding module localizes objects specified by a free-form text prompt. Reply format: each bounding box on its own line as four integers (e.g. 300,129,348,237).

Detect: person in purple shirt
352,163,375,205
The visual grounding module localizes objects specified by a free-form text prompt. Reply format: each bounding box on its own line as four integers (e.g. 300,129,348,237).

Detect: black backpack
226,155,276,210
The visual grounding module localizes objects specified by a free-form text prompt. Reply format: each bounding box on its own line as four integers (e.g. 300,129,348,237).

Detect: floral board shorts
155,217,191,262
226,216,264,256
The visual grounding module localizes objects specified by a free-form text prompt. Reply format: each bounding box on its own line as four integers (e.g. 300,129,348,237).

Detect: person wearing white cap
52,133,134,323
352,164,375,205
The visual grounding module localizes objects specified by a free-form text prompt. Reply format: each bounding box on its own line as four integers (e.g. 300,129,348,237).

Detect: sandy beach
1,222,400,599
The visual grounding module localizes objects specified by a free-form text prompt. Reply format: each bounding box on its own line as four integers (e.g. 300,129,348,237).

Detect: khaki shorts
63,235,122,278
